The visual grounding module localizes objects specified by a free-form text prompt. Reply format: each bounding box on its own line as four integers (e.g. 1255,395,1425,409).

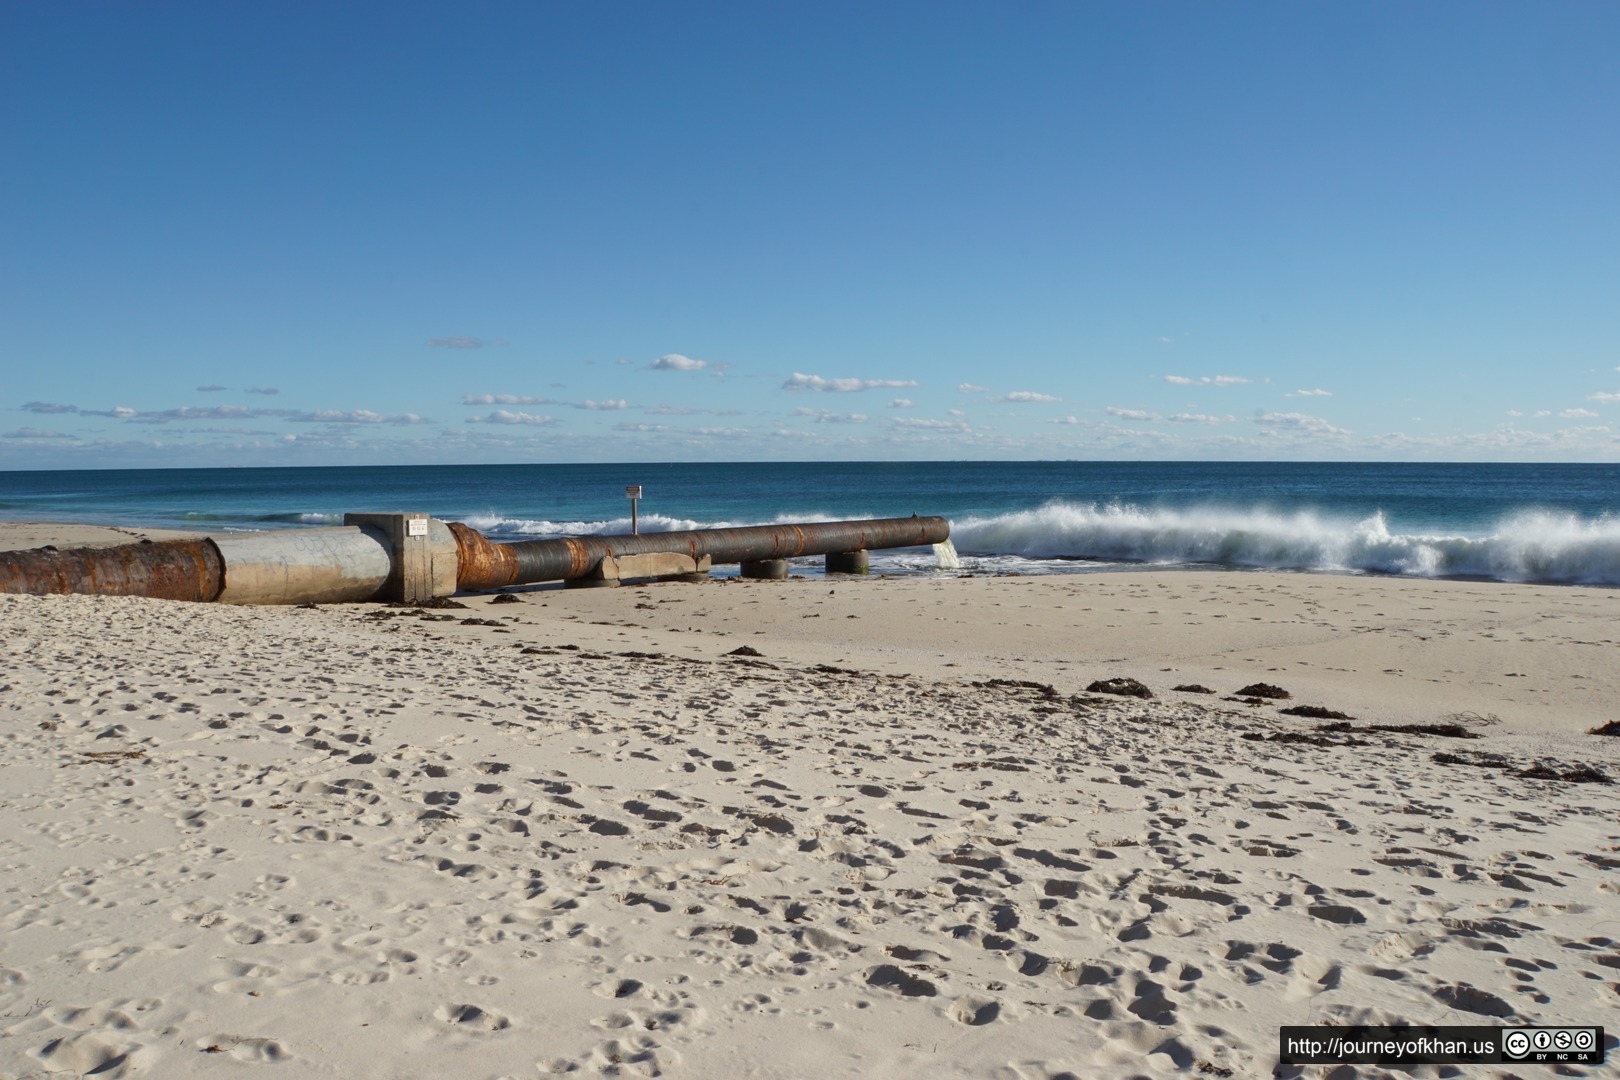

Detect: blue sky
4,1,1618,468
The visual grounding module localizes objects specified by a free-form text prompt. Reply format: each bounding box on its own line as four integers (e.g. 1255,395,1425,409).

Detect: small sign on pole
625,485,642,534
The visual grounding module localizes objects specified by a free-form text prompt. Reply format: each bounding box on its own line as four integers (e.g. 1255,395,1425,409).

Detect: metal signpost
625,486,642,534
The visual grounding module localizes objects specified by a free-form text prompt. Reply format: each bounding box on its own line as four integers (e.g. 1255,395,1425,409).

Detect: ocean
2,461,1618,586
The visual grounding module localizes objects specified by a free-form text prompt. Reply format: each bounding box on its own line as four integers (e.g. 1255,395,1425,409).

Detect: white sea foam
949,502,1620,585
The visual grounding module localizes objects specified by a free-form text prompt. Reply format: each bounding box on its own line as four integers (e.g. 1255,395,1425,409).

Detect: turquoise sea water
2,461,1618,585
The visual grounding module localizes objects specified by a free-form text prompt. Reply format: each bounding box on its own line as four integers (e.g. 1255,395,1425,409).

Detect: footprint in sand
33,1030,145,1077
434,1002,511,1031
949,994,1001,1025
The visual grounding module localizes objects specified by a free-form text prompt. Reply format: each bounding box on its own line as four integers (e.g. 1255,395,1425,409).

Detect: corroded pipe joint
449,521,521,591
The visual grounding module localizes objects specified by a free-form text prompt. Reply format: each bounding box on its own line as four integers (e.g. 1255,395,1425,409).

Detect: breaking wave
948,503,1620,585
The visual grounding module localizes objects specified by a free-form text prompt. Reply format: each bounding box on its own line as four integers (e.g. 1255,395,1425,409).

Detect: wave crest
949,503,1620,585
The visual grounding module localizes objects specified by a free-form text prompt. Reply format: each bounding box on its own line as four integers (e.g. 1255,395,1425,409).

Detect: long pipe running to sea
0,516,953,603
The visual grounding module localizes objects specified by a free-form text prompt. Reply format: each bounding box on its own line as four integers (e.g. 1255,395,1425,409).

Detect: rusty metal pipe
453,516,950,590
0,539,225,602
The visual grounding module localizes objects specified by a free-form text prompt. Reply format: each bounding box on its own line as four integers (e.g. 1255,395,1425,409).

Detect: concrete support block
825,549,870,574
740,558,790,580
607,552,710,581
567,552,713,588
342,512,459,603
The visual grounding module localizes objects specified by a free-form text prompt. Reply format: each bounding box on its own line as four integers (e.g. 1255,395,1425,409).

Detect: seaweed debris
1086,677,1153,699
1279,705,1354,720
1242,730,1368,748
1518,763,1612,784
1235,683,1291,699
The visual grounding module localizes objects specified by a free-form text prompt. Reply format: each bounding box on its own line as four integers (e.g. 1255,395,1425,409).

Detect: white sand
0,559,1616,1078
0,522,204,551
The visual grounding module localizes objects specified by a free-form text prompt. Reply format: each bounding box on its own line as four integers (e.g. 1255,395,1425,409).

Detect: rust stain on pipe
0,539,224,602
449,521,521,591
480,516,950,587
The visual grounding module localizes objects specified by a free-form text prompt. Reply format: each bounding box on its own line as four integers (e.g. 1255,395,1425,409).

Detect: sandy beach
1,526,1616,1078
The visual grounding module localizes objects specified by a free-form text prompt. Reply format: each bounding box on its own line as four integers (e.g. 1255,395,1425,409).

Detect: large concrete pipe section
1,517,457,605
211,526,392,604
450,515,950,590
0,539,225,602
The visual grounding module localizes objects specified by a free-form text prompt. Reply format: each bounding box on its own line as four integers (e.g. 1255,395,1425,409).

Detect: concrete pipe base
825,550,870,574
740,559,791,580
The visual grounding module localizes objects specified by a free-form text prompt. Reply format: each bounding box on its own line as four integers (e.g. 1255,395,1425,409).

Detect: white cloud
890,417,970,432
613,422,668,433
576,399,628,411
947,408,966,418
1167,412,1226,424
1588,391,1620,403
1286,389,1333,397
650,353,707,371
783,372,919,393
462,393,552,406
888,398,914,409
1165,374,1249,386
1506,409,1524,417
290,409,429,425
1252,411,1348,435
1048,416,1084,425
1560,407,1599,419
1000,391,1061,403
1106,406,1160,421
1535,410,1552,417
794,407,868,424
466,410,558,426
123,404,268,423
957,383,989,394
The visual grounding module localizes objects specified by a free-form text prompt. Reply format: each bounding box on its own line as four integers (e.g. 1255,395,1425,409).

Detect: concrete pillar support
740,559,790,580
825,549,870,574
342,512,459,603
